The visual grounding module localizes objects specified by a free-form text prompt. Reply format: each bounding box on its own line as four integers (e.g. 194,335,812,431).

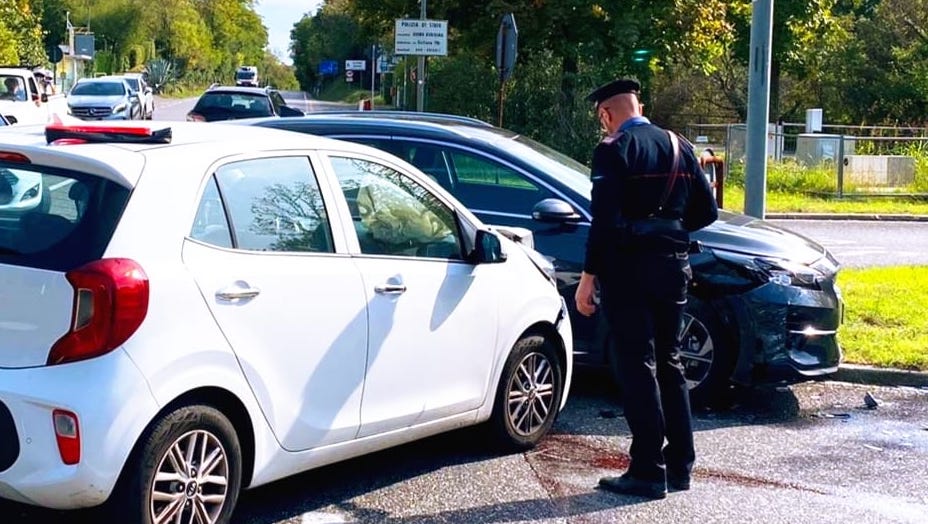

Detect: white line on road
301,511,350,523
49,179,75,192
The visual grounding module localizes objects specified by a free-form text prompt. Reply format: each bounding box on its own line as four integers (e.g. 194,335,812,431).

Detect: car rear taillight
48,258,149,366
52,409,81,465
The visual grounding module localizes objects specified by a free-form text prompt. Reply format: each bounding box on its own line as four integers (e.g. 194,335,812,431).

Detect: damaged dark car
241,113,844,404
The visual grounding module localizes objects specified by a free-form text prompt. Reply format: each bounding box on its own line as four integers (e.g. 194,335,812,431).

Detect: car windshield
71,81,125,96
236,71,256,80
464,126,593,199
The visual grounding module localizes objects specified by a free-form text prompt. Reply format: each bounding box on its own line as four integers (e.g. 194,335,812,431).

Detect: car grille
0,401,19,472
71,106,113,119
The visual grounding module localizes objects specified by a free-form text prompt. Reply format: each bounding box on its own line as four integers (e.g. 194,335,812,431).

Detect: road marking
49,179,75,192
301,511,350,523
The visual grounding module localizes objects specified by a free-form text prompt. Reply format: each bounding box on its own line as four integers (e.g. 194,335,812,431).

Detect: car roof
242,113,520,146
204,85,272,96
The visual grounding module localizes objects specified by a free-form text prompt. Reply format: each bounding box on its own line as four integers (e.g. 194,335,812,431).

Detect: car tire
489,334,564,451
604,296,735,408
106,405,243,524
681,296,736,407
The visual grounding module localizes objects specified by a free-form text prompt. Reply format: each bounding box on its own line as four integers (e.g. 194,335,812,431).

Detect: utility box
795,134,856,165
843,155,915,187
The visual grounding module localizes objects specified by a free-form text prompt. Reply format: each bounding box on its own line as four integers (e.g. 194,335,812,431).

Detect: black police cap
586,78,641,106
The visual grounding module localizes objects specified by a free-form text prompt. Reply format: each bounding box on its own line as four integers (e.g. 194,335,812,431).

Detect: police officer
574,78,718,499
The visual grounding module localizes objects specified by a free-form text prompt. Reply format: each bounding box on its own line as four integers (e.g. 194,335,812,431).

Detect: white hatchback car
0,121,572,522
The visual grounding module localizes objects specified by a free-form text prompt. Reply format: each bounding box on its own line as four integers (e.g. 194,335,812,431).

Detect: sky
254,0,325,65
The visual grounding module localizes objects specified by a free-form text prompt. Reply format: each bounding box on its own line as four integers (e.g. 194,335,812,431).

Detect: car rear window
194,93,272,118
0,163,130,272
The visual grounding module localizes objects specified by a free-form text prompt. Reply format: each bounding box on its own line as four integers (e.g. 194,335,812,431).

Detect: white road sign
345,60,366,71
395,19,448,56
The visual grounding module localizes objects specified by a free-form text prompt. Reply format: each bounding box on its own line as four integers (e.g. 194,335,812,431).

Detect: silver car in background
66,77,141,121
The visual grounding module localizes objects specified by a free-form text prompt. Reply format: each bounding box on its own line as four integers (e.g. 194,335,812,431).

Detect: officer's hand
575,272,598,317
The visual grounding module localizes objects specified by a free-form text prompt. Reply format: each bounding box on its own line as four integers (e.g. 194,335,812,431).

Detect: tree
291,4,364,91
0,0,46,65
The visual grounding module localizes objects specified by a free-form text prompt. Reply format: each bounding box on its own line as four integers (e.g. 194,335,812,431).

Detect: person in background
575,77,718,500
3,77,26,101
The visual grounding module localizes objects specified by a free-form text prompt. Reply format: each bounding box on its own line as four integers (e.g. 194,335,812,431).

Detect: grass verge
722,186,928,215
837,266,928,371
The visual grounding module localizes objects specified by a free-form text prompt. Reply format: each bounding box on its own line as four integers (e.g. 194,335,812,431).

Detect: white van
234,66,258,87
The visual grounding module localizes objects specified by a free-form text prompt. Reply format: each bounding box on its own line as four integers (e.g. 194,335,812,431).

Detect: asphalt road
768,219,928,269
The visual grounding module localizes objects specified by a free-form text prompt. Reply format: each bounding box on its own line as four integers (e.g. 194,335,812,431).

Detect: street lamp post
416,0,426,112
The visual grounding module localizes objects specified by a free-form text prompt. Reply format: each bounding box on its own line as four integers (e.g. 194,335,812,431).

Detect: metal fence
683,122,928,197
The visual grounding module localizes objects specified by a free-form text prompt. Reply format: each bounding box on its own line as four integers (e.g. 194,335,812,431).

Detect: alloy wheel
506,351,556,436
150,429,230,524
680,312,715,390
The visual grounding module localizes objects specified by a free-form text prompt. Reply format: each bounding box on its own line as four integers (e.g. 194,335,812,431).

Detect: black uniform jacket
583,121,718,276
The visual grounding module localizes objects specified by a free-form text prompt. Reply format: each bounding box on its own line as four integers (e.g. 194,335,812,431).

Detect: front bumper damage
724,277,843,386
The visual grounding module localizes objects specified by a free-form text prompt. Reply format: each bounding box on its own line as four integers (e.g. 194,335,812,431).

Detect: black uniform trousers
600,251,696,483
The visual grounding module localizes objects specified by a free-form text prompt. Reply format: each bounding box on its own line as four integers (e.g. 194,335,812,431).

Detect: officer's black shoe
598,474,667,500
667,474,691,492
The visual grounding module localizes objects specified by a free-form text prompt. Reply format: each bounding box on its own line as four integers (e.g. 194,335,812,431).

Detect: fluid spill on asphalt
529,433,827,495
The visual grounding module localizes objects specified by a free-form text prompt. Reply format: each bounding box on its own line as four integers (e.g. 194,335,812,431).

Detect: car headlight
113,103,127,113
20,183,40,201
715,251,825,290
753,257,825,289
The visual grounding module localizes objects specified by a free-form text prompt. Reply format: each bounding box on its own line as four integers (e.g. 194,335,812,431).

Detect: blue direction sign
318,60,338,76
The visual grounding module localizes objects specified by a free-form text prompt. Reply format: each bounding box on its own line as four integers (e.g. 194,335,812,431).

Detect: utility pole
416,0,426,112
371,44,376,106
744,0,774,219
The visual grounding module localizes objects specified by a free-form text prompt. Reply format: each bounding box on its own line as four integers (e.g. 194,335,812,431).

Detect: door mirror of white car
473,229,506,264
531,198,582,223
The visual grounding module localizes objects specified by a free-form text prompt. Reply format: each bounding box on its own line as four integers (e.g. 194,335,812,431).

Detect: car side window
213,157,334,253
189,176,233,248
329,156,463,260
446,150,555,215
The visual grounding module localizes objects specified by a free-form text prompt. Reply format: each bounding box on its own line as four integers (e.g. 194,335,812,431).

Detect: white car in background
0,120,572,523
119,73,154,119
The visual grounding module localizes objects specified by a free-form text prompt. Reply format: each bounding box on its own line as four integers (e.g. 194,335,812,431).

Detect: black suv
187,86,304,122
239,112,844,403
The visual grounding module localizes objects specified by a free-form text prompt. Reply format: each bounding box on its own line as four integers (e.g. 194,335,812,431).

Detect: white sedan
0,120,572,523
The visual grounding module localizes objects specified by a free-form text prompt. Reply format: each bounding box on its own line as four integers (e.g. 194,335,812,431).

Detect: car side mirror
473,229,506,264
531,198,582,223
279,106,304,117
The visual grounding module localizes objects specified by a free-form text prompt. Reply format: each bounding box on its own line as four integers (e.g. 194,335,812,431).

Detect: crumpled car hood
693,210,826,265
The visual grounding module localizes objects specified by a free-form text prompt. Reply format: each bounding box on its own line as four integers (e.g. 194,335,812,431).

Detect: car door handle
216,283,261,301
374,283,407,295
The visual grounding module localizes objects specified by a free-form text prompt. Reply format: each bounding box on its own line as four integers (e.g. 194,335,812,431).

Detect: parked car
0,67,68,125
241,113,844,403
66,77,141,120
118,72,154,119
0,120,571,522
186,85,303,122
